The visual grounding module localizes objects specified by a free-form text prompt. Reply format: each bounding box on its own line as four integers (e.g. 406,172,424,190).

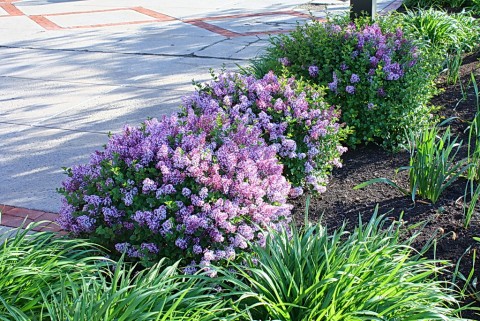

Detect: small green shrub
466,74,480,181
41,259,235,321
218,211,465,320
254,19,437,148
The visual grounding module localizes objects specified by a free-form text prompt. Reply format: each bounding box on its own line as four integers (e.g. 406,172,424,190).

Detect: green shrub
218,211,466,320
0,223,105,320
254,20,437,149
41,259,235,321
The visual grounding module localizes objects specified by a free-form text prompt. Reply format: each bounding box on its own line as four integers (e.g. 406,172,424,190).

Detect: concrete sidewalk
0,0,402,220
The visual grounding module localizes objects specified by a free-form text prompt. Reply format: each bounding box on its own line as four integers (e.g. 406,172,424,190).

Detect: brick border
0,204,62,232
184,10,314,38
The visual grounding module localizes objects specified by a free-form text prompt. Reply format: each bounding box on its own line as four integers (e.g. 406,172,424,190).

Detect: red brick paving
1,204,61,232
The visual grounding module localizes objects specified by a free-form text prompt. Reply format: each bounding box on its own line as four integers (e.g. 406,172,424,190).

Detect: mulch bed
290,51,480,318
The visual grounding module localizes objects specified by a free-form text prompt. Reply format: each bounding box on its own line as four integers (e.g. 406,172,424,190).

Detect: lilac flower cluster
183,71,346,196
325,23,416,98
58,103,292,269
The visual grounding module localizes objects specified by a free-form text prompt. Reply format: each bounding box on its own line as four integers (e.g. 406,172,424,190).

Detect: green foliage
452,241,480,308
380,9,480,58
404,0,473,9
463,180,480,228
0,224,239,321
0,223,106,320
218,211,465,320
406,124,469,204
355,123,469,204
466,74,480,182
254,19,437,149
41,260,234,321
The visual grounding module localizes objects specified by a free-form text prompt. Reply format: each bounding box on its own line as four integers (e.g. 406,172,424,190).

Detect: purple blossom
141,243,159,254
308,65,319,77
345,85,355,94
142,178,157,193
175,238,188,250
350,74,360,83
182,187,191,197
278,57,290,66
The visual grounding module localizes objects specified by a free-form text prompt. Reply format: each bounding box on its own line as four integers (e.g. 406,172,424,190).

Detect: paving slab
0,77,114,124
39,86,188,133
0,46,247,91
0,125,107,212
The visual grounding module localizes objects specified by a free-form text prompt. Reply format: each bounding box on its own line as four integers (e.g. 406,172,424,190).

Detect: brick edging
0,204,62,232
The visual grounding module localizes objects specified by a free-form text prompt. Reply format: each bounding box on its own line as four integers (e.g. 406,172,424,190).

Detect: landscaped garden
1,0,480,320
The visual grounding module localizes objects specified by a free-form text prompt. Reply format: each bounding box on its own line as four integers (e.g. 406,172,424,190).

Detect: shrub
58,110,292,270
254,20,437,149
218,212,466,320
182,71,346,196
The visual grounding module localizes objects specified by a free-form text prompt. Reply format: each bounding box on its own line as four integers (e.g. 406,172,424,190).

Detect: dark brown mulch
290,51,480,319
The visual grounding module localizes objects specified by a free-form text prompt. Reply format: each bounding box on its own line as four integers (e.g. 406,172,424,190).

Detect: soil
290,51,480,319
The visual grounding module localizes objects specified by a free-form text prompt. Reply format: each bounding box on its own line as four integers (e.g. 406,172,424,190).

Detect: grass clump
217,212,466,320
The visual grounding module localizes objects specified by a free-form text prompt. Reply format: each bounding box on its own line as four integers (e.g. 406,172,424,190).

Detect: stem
304,193,311,227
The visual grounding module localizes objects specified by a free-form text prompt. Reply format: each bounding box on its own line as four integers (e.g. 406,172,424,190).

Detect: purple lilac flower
175,238,188,250
345,85,355,94
182,187,191,197
142,178,157,193
328,72,339,93
76,215,96,233
350,74,360,83
308,65,319,77
141,243,159,254
278,57,290,66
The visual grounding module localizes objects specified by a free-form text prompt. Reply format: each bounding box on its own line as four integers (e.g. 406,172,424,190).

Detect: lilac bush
182,71,346,196
258,20,437,149
58,110,292,271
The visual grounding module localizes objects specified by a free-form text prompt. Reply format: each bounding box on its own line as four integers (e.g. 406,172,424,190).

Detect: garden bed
291,50,480,317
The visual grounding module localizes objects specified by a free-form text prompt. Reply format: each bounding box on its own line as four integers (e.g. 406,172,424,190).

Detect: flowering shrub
58,110,292,272
257,20,437,148
182,71,346,196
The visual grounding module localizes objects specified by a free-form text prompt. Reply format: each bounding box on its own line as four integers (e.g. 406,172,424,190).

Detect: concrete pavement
0,0,402,222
